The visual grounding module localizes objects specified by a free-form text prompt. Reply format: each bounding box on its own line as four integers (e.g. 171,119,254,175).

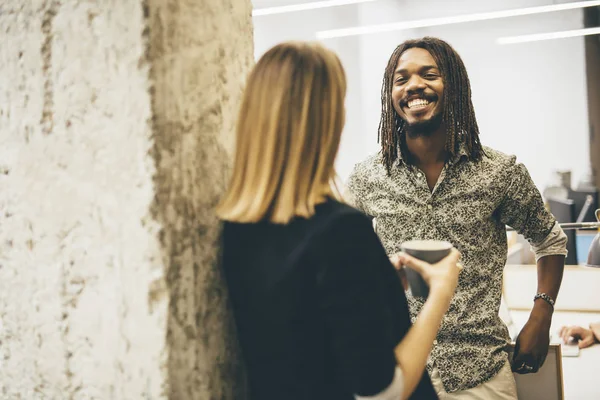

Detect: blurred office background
252,0,598,193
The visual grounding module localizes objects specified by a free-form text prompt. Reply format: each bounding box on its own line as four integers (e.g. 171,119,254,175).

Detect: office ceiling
253,0,328,8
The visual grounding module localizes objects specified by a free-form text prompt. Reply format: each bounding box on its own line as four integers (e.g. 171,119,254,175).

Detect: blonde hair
217,41,347,224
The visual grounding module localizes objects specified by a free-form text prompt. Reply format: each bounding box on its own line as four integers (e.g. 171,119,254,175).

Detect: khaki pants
430,361,518,400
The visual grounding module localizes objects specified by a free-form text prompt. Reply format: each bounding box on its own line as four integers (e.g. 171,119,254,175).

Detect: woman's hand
390,254,409,291
389,248,463,400
391,249,462,300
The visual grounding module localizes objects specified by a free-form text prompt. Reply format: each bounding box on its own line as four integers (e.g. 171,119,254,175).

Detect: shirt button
427,204,433,210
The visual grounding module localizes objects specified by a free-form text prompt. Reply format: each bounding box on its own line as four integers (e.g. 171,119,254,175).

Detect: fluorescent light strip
497,26,600,44
253,0,376,17
316,0,600,39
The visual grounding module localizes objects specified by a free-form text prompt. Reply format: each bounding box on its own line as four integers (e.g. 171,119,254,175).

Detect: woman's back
223,200,435,400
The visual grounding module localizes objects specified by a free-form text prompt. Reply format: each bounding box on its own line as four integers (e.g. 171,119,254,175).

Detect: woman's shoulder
304,200,377,257
314,199,371,230
221,199,373,251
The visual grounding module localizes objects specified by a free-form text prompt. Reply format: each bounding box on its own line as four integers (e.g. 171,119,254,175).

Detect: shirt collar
448,140,470,166
394,137,470,167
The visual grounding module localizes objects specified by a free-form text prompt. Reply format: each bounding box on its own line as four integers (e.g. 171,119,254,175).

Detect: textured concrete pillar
0,0,253,398
144,0,253,398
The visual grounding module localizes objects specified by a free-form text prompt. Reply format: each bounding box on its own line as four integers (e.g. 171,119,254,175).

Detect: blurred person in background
217,41,463,400
560,323,600,348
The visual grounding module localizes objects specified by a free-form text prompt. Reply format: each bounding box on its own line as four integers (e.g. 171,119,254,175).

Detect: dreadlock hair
378,37,485,174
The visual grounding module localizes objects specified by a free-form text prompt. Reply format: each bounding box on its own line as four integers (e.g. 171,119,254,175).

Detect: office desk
561,342,600,400
510,310,600,399
504,264,600,311
504,264,600,399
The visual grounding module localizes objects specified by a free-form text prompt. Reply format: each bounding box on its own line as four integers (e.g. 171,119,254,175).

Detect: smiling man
345,37,567,399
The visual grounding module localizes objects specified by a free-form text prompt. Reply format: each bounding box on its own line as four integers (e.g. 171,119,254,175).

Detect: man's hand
512,315,551,374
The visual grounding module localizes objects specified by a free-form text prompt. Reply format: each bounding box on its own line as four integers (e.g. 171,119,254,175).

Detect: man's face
392,48,445,134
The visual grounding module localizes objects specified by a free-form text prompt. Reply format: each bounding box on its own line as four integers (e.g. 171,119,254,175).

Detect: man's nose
405,75,426,92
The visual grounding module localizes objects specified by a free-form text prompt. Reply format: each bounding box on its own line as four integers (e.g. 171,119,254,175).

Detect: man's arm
510,254,565,374
529,222,567,323
497,161,567,373
531,255,564,319
518,226,566,372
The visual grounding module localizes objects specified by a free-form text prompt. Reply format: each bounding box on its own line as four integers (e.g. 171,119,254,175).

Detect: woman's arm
390,252,460,399
315,210,459,399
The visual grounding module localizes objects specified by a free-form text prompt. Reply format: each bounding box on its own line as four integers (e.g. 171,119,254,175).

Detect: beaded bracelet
534,292,555,309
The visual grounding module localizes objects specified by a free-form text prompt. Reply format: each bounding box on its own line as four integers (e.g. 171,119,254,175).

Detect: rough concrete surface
0,0,253,398
0,0,169,398
144,0,254,399
0,0,168,399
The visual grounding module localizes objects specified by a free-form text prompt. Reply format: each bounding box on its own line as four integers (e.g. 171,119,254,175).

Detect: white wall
252,0,591,191
253,6,366,182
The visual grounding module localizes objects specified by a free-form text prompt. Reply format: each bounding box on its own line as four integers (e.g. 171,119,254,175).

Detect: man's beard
404,112,443,139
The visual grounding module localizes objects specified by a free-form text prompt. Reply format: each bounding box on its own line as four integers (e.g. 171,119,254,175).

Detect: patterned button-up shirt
345,145,567,393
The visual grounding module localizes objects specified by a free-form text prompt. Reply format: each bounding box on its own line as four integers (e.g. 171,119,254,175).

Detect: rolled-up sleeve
313,211,403,397
530,221,568,262
497,160,568,260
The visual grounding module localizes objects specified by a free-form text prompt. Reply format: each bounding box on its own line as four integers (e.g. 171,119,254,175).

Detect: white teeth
407,99,430,108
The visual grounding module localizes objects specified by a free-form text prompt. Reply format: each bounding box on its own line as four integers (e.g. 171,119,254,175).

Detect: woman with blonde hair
218,41,461,400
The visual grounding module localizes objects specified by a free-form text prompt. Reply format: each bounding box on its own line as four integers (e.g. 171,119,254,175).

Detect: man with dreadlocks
345,37,567,399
